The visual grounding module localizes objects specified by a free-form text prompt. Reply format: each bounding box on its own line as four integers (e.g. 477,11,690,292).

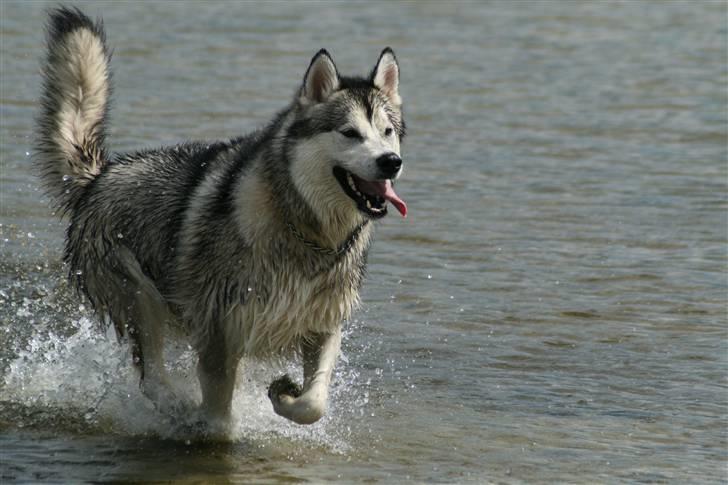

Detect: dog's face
288,48,407,225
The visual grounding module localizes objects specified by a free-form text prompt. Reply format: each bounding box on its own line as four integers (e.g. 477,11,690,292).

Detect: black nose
376,153,402,178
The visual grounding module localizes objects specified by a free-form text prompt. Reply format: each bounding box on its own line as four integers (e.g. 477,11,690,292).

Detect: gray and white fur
35,7,407,427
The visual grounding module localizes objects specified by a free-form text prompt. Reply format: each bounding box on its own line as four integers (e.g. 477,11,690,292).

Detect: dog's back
65,141,238,297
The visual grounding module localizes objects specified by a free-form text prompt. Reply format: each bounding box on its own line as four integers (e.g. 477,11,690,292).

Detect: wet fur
35,6,405,426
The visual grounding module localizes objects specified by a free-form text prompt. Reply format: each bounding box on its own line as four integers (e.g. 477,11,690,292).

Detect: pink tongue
357,179,408,217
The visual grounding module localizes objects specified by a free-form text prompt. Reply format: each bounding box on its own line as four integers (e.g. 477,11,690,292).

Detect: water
1,1,726,482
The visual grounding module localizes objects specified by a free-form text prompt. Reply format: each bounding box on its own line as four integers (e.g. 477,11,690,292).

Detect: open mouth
333,166,407,219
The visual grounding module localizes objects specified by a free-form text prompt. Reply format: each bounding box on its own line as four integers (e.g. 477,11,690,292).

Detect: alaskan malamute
35,7,407,427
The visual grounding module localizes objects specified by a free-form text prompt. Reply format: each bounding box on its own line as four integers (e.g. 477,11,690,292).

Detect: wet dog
35,7,407,426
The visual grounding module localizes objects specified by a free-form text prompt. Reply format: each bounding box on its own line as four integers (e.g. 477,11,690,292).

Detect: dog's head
287,48,407,225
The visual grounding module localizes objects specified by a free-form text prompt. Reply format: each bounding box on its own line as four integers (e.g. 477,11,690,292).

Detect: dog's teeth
366,200,371,209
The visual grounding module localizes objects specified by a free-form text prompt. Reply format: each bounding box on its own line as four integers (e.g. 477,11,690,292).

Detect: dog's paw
268,374,302,402
267,375,325,424
268,374,301,420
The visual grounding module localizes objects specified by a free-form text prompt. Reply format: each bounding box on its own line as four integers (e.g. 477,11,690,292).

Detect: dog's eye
339,128,362,140
384,127,393,137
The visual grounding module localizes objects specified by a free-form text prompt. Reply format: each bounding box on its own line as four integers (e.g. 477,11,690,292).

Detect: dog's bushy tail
35,7,112,214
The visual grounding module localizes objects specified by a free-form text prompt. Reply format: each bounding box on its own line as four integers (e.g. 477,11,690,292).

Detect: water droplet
117,233,124,239
75,269,83,275
427,274,432,279
26,232,35,239
25,151,30,157
62,174,72,182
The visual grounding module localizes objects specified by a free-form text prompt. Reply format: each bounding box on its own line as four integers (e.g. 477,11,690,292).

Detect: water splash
1,298,372,452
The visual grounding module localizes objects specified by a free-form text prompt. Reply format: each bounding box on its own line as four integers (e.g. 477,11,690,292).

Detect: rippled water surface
1,1,726,482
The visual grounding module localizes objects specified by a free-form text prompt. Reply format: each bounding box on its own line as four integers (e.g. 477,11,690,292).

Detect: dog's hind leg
129,284,176,406
103,247,178,408
268,326,342,425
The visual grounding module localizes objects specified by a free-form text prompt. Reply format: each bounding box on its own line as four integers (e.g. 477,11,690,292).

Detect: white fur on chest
222,260,360,358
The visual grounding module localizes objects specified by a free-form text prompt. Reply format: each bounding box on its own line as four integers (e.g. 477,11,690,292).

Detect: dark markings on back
166,140,233,249
206,131,269,219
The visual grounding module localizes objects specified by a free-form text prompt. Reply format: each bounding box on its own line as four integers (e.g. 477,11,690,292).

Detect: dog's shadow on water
98,437,245,482
90,434,303,482
1,399,310,483
92,418,328,483
103,437,281,483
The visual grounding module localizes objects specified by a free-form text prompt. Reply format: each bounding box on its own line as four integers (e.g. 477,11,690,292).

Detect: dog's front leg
197,334,241,425
268,327,342,425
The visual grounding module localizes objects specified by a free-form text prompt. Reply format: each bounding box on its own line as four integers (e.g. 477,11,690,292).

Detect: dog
35,6,407,427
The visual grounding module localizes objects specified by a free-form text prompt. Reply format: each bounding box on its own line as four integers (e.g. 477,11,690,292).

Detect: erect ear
301,49,340,104
371,47,401,107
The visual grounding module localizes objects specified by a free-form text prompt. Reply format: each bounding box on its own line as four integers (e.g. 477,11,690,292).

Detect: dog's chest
230,255,363,357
